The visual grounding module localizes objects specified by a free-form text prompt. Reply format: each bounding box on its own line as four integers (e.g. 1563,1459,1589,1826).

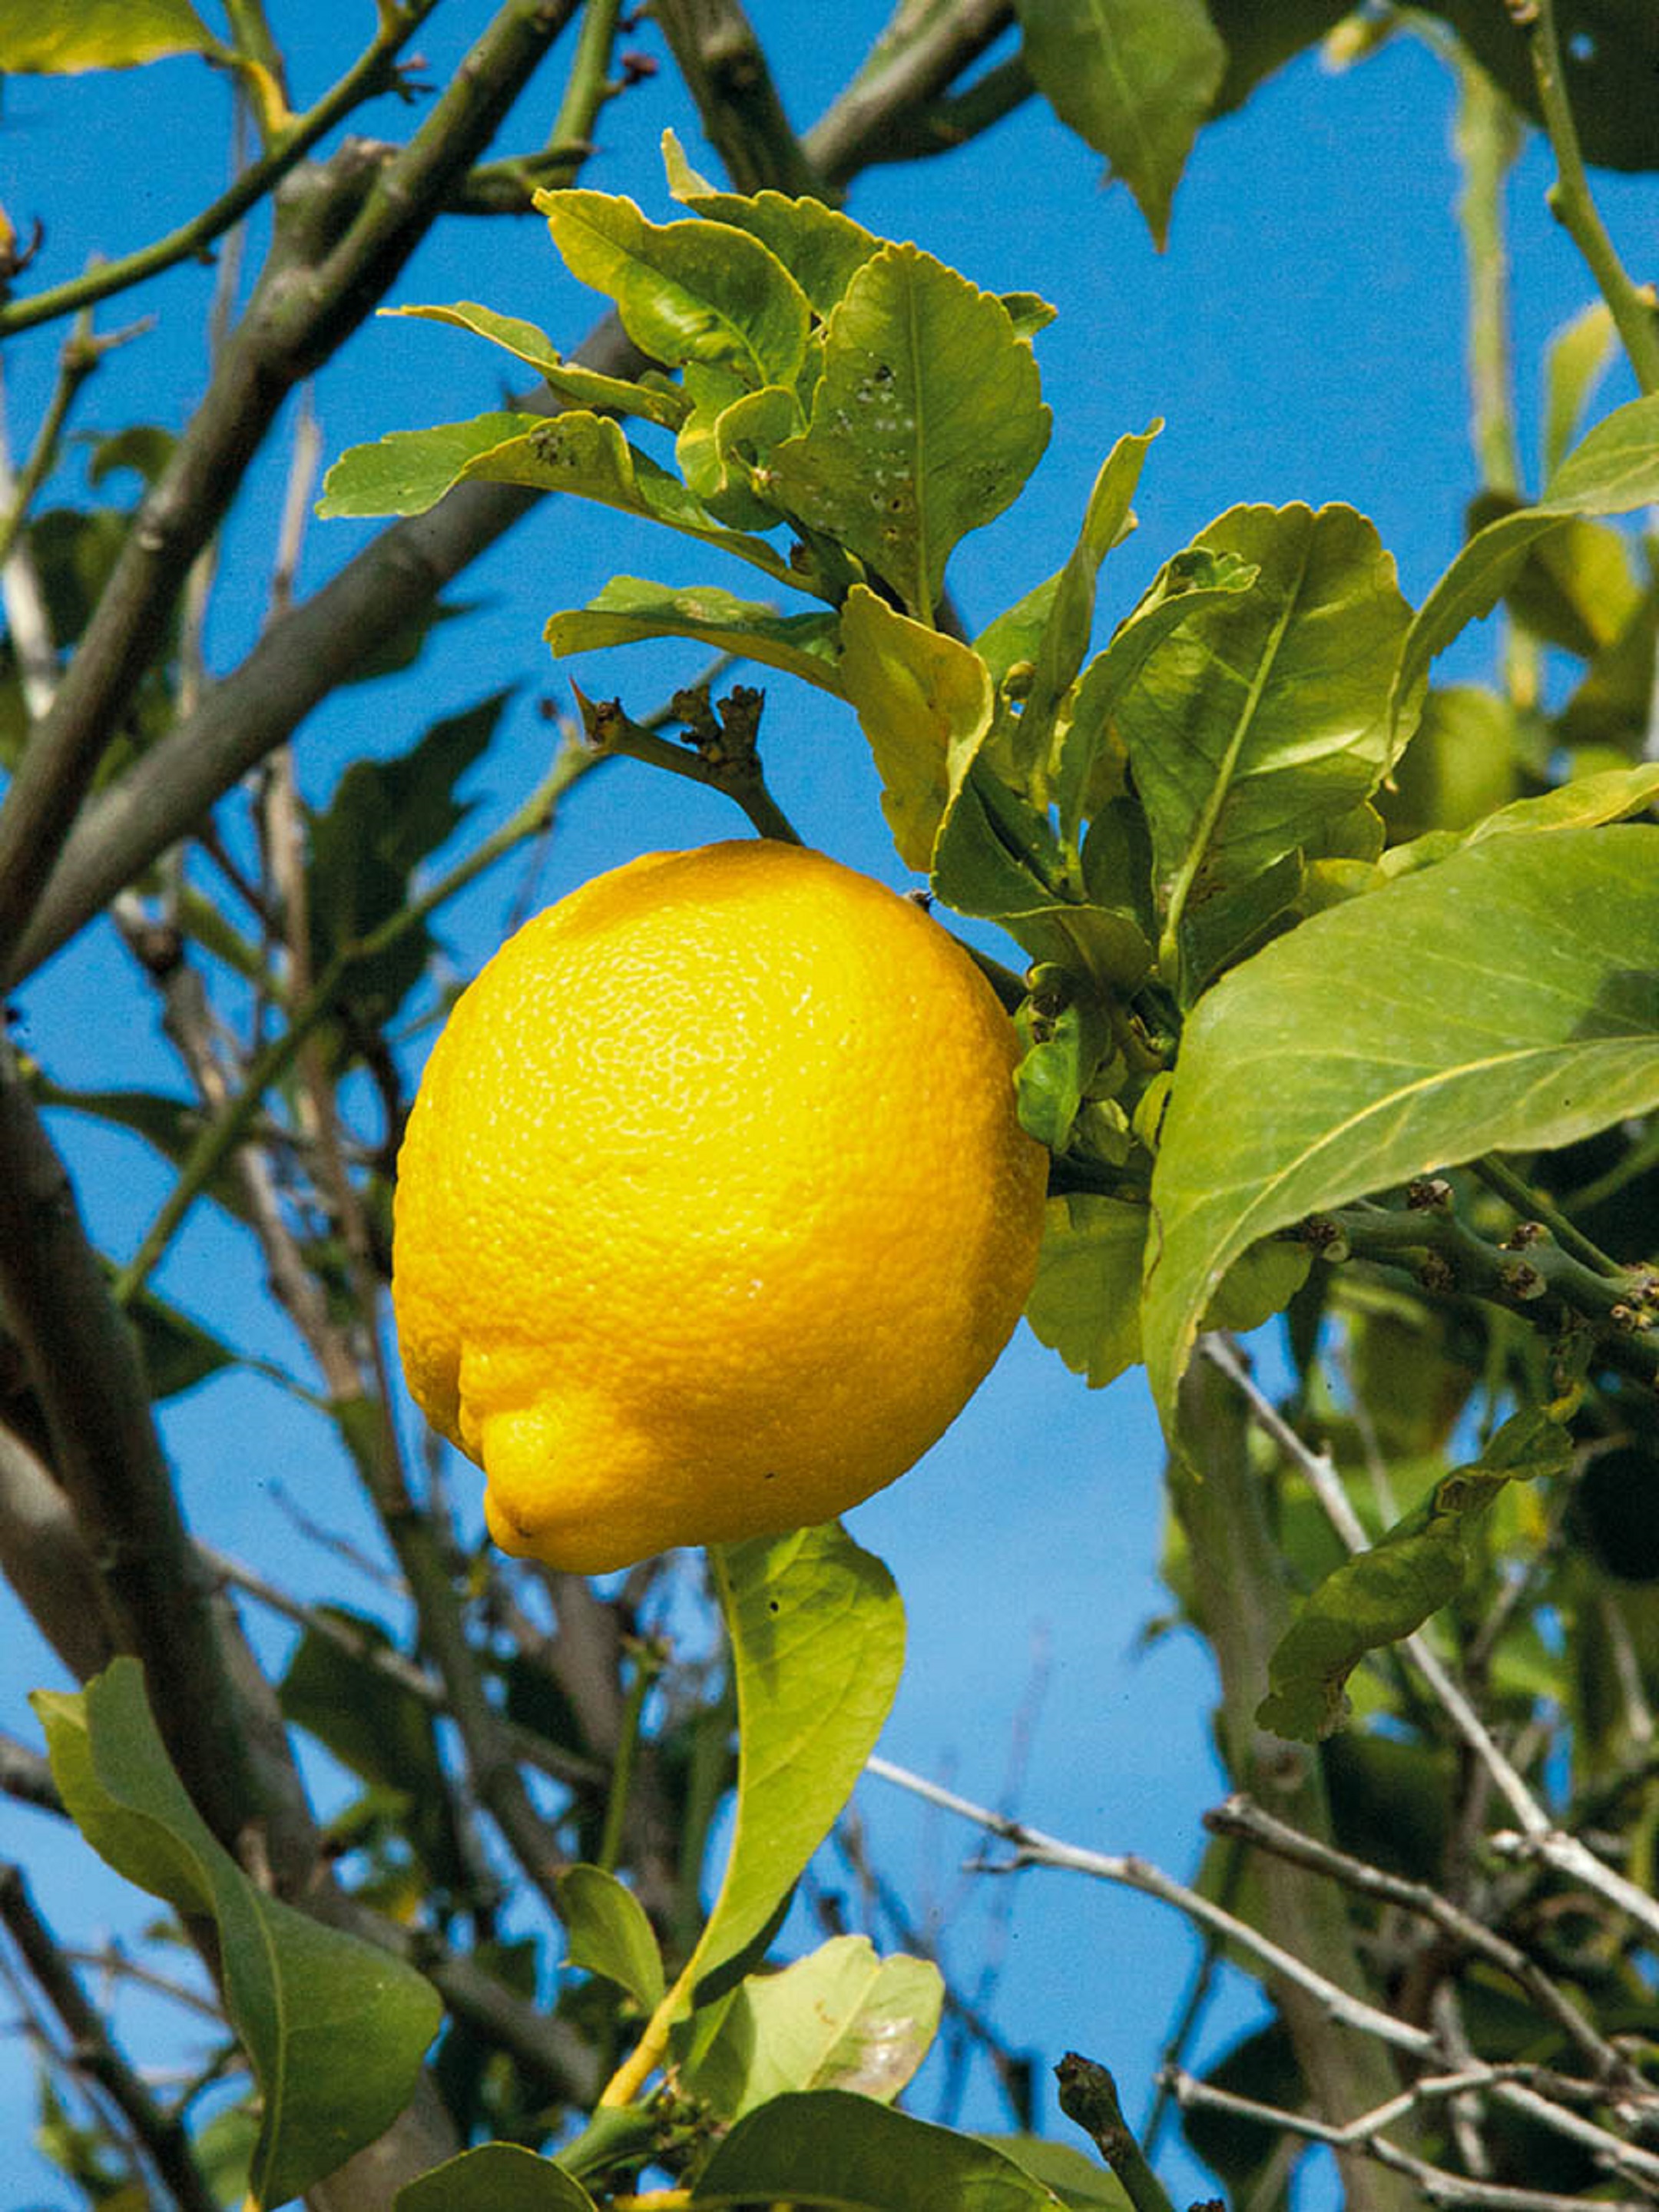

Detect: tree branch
0,0,583,982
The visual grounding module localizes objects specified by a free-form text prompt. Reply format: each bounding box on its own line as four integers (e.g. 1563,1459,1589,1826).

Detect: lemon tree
5,7,1659,2212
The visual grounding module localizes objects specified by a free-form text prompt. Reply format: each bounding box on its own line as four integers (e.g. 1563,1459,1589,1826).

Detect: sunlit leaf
1542,300,1618,482
663,131,884,319
319,412,799,591
837,584,992,869
385,303,690,428
1014,0,1227,247
688,1526,905,1995
766,245,1050,617
0,0,217,70
1382,761,1659,879
693,2089,1067,2207
33,1661,441,2209
1392,389,1659,727
1008,426,1160,794
678,1936,942,2121
1115,502,1415,999
538,188,812,388
1144,824,1659,1426
546,577,843,694
1258,1412,1574,1740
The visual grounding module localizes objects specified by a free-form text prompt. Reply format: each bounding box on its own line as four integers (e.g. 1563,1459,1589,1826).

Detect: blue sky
2,5,1651,2204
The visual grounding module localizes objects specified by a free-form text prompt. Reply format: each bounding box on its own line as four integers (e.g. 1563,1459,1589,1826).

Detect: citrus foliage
5,6,1659,2212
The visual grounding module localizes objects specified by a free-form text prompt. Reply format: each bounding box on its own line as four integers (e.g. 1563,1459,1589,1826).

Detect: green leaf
307,692,503,1015
766,244,1051,618
674,363,801,528
318,412,546,518
0,0,217,70
320,412,800,591
32,1660,441,2210
1392,389,1659,727
1014,979,1120,1154
1014,0,1227,248
280,1611,463,1890
1543,300,1618,483
837,584,993,869
556,1865,665,2012
1025,1194,1149,1389
1258,1412,1574,1740
1382,761,1659,879
384,303,690,429
1053,545,1258,846
694,2089,1067,2207
663,133,885,320
979,2137,1133,2209
398,2144,598,2212
679,1935,942,2122
1116,502,1416,998
1426,0,1659,173
123,1279,237,1400
538,188,811,388
1009,426,1161,793
690,1525,905,1996
546,577,843,694
1143,824,1659,1426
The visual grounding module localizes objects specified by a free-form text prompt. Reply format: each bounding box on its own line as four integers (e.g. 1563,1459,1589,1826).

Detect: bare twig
1206,1335,1659,1953
863,1753,1436,2062
0,0,584,980
1166,2069,1655,2212
1204,1793,1646,2097
0,1861,220,2212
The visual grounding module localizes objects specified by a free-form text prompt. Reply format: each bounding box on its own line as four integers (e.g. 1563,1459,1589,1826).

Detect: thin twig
1517,0,1659,396
1205,1335,1659,1954
1165,2070,1654,2212
0,2,445,340
1204,1793,1645,2096
0,1862,220,2212
863,1753,1437,2061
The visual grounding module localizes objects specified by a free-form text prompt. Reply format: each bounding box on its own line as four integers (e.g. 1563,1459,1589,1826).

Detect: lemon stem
573,683,804,846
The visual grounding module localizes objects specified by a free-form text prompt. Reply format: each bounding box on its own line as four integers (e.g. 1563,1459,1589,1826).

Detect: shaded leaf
767,245,1051,617
307,692,504,1014
547,577,843,693
538,188,811,388
687,1526,904,1998
385,303,689,428
694,2089,1066,2207
837,584,992,869
680,1936,942,2122
1392,389,1659,727
1258,1412,1574,1740
124,1279,237,1401
1143,825,1659,1425
556,1865,664,2012
1116,502,1416,998
398,2144,598,2212
1429,0,1659,172
1025,1194,1148,1389
1015,0,1227,247
978,2137,1131,2209
33,1661,441,2210
280,1611,463,1890
0,0,217,70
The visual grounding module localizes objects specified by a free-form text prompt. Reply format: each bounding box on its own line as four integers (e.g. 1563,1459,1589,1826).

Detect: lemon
392,838,1049,1574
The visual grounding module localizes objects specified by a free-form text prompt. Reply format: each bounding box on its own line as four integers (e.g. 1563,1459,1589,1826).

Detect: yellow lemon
392,838,1049,1573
